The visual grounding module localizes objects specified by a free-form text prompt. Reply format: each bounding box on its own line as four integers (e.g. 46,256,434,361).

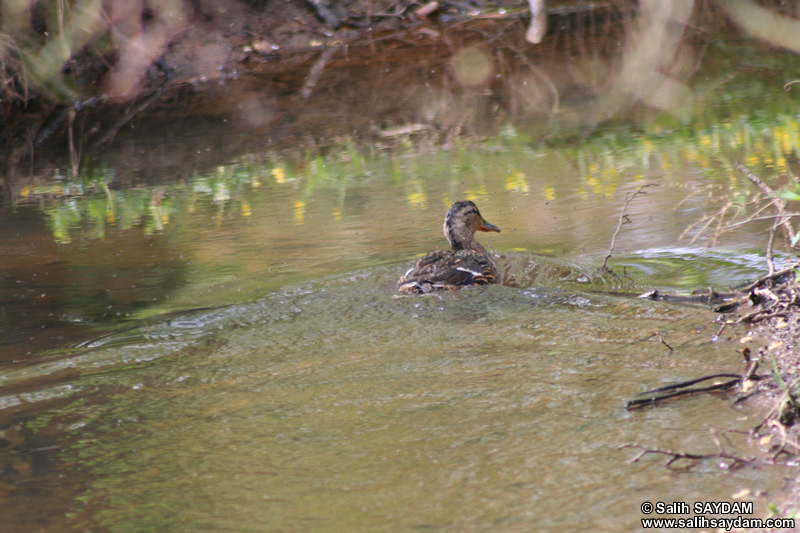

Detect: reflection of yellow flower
407,191,427,208
242,201,252,217
775,155,787,173
466,186,487,201
587,175,602,194
333,207,342,220
252,178,261,188
294,200,305,224
161,213,169,226
20,186,31,198
505,171,529,193
272,167,286,184
543,186,556,201
746,154,760,166
779,128,793,154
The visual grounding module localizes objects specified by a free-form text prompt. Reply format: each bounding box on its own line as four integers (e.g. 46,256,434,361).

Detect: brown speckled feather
397,249,498,293
398,201,501,294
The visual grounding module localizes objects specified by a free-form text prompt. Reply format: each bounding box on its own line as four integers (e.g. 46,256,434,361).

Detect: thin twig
656,332,673,353
766,221,777,275
602,184,656,271
725,212,800,230
734,161,797,249
674,184,712,209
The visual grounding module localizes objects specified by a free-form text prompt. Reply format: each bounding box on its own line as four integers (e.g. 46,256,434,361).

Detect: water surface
2,19,799,532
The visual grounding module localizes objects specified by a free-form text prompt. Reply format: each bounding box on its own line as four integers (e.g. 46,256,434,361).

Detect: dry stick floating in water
601,183,656,272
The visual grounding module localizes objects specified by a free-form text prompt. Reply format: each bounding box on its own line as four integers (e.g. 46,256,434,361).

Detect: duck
398,200,501,293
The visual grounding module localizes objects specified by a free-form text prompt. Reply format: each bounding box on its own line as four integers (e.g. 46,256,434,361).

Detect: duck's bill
478,221,501,233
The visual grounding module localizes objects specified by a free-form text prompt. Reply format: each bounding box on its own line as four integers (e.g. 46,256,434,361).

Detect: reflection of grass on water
45,187,171,244
28,102,800,244
562,110,800,186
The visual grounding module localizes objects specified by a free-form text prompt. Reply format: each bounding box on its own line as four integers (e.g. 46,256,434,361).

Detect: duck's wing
397,250,498,293
448,249,498,286
397,251,450,293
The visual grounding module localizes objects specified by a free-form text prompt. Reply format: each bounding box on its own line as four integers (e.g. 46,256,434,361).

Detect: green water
1,268,776,531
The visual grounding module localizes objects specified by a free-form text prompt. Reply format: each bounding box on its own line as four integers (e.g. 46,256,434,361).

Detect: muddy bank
736,286,800,520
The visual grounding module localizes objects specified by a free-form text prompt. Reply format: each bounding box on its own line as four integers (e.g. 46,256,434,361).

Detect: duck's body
398,201,501,293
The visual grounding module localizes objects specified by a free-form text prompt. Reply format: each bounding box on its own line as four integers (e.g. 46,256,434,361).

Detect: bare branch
619,444,757,470
602,184,656,271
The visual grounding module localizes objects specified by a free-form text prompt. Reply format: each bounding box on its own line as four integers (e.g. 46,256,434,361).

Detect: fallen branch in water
602,183,656,272
619,443,758,470
626,373,743,409
626,361,761,409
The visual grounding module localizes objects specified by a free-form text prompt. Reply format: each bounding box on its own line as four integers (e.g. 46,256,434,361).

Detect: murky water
3,17,800,532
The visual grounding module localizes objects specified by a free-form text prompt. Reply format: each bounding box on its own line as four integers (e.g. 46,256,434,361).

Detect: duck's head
443,200,501,251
